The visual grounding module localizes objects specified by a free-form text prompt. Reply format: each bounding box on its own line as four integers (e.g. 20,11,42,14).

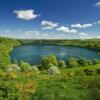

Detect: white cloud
78,32,89,36
14,9,39,20
41,20,58,29
56,26,77,33
95,1,100,7
23,30,67,39
78,32,92,39
96,36,100,39
71,23,92,28
97,20,100,24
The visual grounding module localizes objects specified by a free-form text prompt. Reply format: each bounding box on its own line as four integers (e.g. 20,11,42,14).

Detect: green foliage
58,60,66,68
87,60,93,65
66,58,78,68
20,61,31,71
41,56,51,69
0,37,20,69
0,51,10,69
49,54,58,66
84,69,95,75
93,59,100,65
13,59,18,64
78,57,88,66
41,54,58,70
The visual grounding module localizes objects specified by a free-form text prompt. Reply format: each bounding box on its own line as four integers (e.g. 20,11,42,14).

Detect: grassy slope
0,65,100,100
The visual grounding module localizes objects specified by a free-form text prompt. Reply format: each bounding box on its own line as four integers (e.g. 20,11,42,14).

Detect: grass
0,64,100,100
61,64,100,75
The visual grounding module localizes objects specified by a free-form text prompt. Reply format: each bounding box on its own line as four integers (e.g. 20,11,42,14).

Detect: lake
10,45,100,65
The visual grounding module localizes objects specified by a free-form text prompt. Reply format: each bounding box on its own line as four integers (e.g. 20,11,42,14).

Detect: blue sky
0,0,100,39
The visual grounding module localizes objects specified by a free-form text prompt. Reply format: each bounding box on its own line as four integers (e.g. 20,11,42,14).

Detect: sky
0,0,100,39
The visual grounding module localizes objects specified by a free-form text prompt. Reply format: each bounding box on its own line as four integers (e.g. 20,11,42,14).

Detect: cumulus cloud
14,9,39,20
56,26,77,33
95,1,100,7
41,20,58,29
71,23,92,28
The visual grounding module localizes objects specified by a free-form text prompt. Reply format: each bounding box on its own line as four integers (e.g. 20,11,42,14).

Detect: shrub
92,59,100,65
47,64,61,75
30,66,40,74
75,70,85,76
66,58,78,68
6,64,20,72
0,70,6,77
67,71,75,77
41,56,51,70
58,60,66,68
84,69,95,75
22,81,37,100
20,61,31,72
49,54,58,66
78,57,88,66
7,72,18,79
87,60,93,65
41,54,58,70
96,69,100,74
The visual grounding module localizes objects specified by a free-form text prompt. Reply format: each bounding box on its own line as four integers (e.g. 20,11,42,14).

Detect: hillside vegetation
0,37,100,100
0,37,20,69
0,37,100,68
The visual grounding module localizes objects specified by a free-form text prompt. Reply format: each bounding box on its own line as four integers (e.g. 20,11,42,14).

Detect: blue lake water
10,45,100,65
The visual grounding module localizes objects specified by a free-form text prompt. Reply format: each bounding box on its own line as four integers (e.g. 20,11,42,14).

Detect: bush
75,70,85,76
67,71,75,77
66,58,78,68
7,72,18,79
47,64,60,75
96,69,100,74
58,60,66,68
78,57,88,66
84,69,95,75
30,66,40,74
49,54,58,66
41,54,58,70
20,61,31,72
0,70,6,77
87,60,93,65
92,59,100,65
6,64,20,72
41,56,51,70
